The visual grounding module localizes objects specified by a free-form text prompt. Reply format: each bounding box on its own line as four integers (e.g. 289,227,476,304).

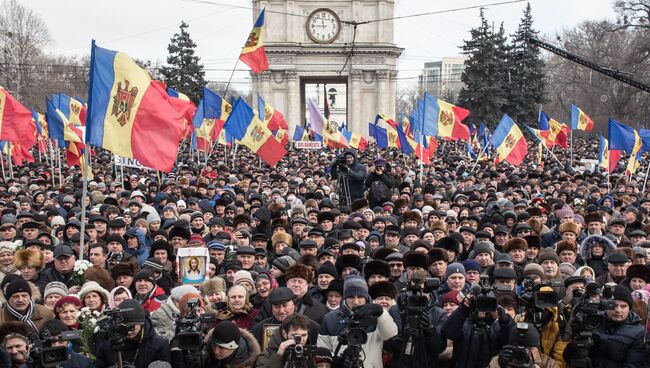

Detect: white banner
113,155,154,170
295,141,322,149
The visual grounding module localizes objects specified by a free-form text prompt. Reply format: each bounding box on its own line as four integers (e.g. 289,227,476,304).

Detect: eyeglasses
389,264,403,268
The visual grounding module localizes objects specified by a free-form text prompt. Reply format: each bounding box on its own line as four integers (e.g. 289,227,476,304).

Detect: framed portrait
262,324,280,351
176,247,209,285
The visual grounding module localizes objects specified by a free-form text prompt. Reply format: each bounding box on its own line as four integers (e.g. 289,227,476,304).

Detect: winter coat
388,305,448,368
60,352,94,368
365,170,396,208
580,235,616,278
36,267,77,295
295,292,328,325
317,304,398,368
251,315,320,349
137,285,168,312
217,308,260,331
200,328,261,368
441,305,513,368
151,297,180,342
330,149,368,202
563,312,647,368
95,317,171,368
254,320,320,368
125,228,150,265
0,303,55,332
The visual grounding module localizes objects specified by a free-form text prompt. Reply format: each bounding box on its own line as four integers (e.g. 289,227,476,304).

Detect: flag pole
78,147,90,261
642,160,650,193
0,152,5,179
223,58,240,99
48,140,56,188
569,129,573,170
7,149,13,179
470,145,489,172
539,142,565,169
419,131,424,184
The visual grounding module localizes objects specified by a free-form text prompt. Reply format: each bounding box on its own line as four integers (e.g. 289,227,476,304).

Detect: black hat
337,229,354,240
507,324,540,348
308,227,325,237
612,284,634,307
268,287,295,305
493,267,517,280
341,242,360,252
299,240,318,249
384,225,400,236
564,275,586,288
335,254,363,275
435,237,460,254
324,279,344,295
363,260,390,281
119,299,146,326
403,251,429,269
210,321,241,349
608,252,629,264
236,246,256,256
105,235,126,248
368,280,398,300
53,245,75,258
21,221,40,230
316,261,339,278
252,233,268,241
108,219,127,228
6,278,32,299
133,269,155,284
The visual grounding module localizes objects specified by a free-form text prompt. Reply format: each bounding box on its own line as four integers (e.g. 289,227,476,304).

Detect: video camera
96,307,131,351
285,335,316,368
397,277,440,367
28,330,80,368
470,275,498,313
336,156,348,173
518,278,559,330
507,322,534,368
174,297,216,351
564,282,616,344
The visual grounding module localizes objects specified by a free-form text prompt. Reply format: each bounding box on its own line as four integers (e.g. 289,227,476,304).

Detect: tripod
334,344,364,368
336,172,351,207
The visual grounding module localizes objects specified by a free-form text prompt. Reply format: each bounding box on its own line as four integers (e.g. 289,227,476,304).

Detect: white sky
22,0,617,90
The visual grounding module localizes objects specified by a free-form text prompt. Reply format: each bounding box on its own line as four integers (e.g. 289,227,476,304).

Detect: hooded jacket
330,149,367,201
126,228,150,265
95,317,171,368
580,235,616,278
198,328,261,368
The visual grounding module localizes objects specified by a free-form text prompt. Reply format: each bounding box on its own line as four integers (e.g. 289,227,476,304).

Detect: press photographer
254,314,318,368
202,321,260,368
490,323,559,368
94,299,171,368
170,294,216,368
317,274,397,368
28,319,92,368
329,150,367,206
562,284,646,367
442,275,514,368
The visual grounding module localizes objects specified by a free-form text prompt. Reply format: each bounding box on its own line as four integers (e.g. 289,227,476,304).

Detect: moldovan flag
86,41,186,172
341,128,368,151
0,87,36,148
375,114,398,129
308,100,348,149
608,118,646,175
570,104,594,132
292,126,309,142
31,109,48,153
490,114,528,166
240,9,269,74
258,95,288,131
167,87,197,139
193,100,222,153
0,141,34,166
599,134,621,174
58,93,87,126
539,111,568,148
224,98,286,166
422,93,470,140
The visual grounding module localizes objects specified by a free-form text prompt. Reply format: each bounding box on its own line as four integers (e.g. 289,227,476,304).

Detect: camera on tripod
174,297,217,351
336,156,348,173
29,330,80,368
518,278,559,330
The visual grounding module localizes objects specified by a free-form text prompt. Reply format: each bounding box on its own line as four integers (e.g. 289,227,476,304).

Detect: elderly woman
108,285,132,308
216,285,258,330
580,235,616,277
43,281,68,310
200,277,227,308
0,241,18,283
79,281,110,313
54,296,82,329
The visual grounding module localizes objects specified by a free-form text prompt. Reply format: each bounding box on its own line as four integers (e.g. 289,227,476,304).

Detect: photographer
563,285,646,367
491,324,559,368
364,157,395,208
203,320,260,368
95,299,171,368
317,274,398,368
330,150,367,205
255,314,316,368
36,319,93,368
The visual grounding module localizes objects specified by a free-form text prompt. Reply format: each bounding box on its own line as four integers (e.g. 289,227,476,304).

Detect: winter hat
210,321,241,349
316,261,339,279
54,296,82,314
559,222,581,236
179,292,205,316
133,269,155,285
445,262,466,279
559,263,577,277
233,270,255,287
612,285,634,307
403,251,429,269
119,299,146,325
200,278,226,296
335,254,363,275
78,281,110,304
13,249,45,270
442,289,461,306
462,259,481,273
171,285,199,302
110,262,136,279
368,280,398,300
343,274,370,301
108,286,132,308
285,264,313,283
5,279,31,299
537,248,560,265
504,238,528,253
272,255,296,273
556,240,578,254
363,260,390,282
44,281,68,299
556,206,574,219
143,257,164,273
523,263,544,279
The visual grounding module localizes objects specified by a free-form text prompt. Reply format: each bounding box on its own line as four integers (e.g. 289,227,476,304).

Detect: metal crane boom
526,36,650,93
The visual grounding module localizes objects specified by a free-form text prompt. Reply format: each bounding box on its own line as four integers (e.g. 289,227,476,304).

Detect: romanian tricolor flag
57,93,87,126
224,98,286,166
422,93,470,140
258,95,288,131
0,141,34,166
341,128,368,151
308,100,348,149
86,41,187,172
292,126,309,142
239,9,269,74
490,114,528,166
570,104,594,132
599,134,621,174
0,87,36,149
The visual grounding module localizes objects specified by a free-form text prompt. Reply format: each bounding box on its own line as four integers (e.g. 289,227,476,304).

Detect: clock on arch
306,8,341,44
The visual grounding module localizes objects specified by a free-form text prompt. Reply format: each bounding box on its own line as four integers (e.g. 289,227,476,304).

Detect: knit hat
556,206,574,219
272,255,295,273
612,285,634,307
316,261,339,279
462,259,481,273
133,269,155,284
210,321,240,349
143,257,163,273
5,279,31,299
445,262,466,279
343,274,370,301
537,248,560,265
314,347,333,365
233,270,255,287
442,289,461,306
523,263,544,279
44,281,68,299
119,299,146,325
54,296,82,314
472,242,494,258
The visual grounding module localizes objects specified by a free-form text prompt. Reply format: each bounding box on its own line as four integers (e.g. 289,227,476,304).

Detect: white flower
81,307,90,313
94,326,99,333
89,318,97,325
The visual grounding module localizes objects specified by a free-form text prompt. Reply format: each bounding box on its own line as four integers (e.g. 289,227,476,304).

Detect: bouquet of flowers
70,259,92,286
78,307,101,360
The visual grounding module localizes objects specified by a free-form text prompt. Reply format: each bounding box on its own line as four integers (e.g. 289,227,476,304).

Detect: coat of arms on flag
111,80,138,126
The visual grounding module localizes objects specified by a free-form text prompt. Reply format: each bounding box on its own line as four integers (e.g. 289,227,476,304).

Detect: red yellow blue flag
490,114,528,166
422,93,470,140
570,104,594,132
86,41,187,172
240,9,269,74
57,93,87,126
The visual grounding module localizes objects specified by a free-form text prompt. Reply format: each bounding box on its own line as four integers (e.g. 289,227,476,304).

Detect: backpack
369,179,390,204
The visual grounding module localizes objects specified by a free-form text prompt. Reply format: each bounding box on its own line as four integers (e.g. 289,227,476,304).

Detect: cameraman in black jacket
365,157,395,208
330,150,367,204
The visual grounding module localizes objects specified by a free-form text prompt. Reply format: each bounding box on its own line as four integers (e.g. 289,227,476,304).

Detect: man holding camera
95,299,171,368
317,274,398,368
255,314,318,368
39,319,94,368
203,320,260,368
563,285,646,367
491,324,559,368
330,150,367,205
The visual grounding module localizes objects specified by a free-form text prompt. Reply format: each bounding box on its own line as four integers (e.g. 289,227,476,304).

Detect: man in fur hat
284,264,328,324
13,249,44,299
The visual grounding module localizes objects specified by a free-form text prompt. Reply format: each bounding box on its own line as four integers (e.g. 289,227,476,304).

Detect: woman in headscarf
216,285,258,330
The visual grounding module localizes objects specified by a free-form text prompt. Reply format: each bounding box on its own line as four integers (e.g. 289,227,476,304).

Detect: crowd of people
0,138,648,368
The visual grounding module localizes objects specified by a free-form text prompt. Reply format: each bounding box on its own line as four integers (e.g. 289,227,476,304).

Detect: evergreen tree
458,9,509,127
160,21,206,104
504,3,546,125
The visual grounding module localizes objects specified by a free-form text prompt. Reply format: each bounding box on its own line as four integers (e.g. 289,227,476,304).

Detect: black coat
36,267,77,295
295,293,328,325
330,149,367,202
95,318,171,368
388,304,448,368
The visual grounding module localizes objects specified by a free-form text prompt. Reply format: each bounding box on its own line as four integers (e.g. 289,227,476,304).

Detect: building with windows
418,56,466,101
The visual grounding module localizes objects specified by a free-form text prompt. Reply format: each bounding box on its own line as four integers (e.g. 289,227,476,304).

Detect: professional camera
336,156,348,173
28,330,80,368
470,275,497,313
106,251,125,267
96,307,130,350
508,323,534,368
518,278,559,330
333,308,377,368
397,277,440,367
285,335,316,368
174,297,216,351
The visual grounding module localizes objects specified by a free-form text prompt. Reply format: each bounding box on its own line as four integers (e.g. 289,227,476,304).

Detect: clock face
306,8,341,44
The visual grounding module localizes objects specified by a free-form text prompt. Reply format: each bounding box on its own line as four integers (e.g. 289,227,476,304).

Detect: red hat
442,290,461,306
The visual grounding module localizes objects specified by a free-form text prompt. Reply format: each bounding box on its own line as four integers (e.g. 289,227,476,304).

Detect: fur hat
435,236,460,254
0,321,32,344
110,262,136,279
369,280,398,300
169,225,191,241
271,218,290,232
351,198,369,212
504,237,528,253
403,251,429,269
271,233,292,247
584,212,604,224
537,248,560,265
363,260,390,281
523,235,541,249
556,240,578,254
285,264,313,283
430,220,448,233
428,248,448,263
372,247,397,260
335,254,363,275
13,249,44,270
559,222,581,236
626,264,650,283
84,267,115,291
200,277,226,296
402,210,422,225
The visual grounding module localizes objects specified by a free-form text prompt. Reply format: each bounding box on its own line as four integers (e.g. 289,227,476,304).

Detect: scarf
0,265,17,275
218,301,253,320
7,300,38,333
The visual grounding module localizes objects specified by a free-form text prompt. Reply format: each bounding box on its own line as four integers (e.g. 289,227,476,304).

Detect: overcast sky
24,0,617,90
